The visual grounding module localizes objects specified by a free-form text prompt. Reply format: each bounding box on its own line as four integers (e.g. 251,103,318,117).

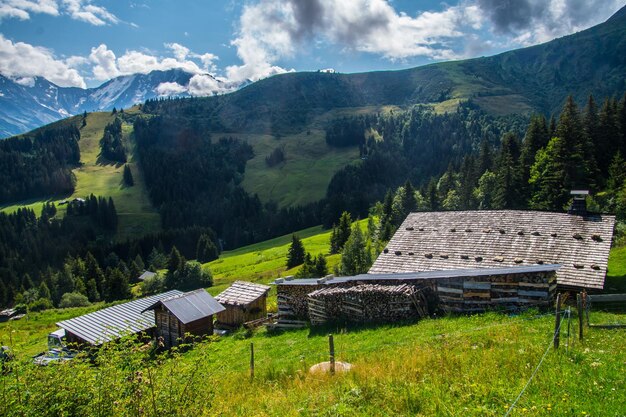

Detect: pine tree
38,281,51,301
103,268,131,302
167,246,185,274
520,115,550,199
196,234,219,263
314,254,328,277
0,280,7,307
597,98,620,178
529,137,570,211
330,212,352,254
85,278,100,302
123,164,134,186
477,139,493,175
607,151,626,192
493,132,523,209
85,252,105,296
474,170,497,209
401,179,418,215
286,234,306,269
340,224,372,276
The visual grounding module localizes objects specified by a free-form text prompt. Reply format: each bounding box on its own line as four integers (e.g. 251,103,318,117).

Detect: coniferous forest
0,92,625,309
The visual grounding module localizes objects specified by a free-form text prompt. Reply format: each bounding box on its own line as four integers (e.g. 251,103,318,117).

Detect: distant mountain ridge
3,5,626,138
0,69,199,137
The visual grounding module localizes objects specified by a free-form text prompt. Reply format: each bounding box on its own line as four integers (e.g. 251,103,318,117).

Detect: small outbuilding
143,289,225,348
214,281,271,328
137,270,156,281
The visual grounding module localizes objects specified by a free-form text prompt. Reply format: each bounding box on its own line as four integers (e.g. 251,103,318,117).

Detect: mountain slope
147,5,625,136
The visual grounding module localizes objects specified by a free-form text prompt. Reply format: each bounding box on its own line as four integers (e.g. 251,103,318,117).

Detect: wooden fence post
328,334,335,375
554,293,561,349
250,342,254,380
577,293,584,341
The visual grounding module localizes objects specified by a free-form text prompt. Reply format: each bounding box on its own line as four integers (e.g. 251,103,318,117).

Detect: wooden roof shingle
369,210,615,289
215,281,271,306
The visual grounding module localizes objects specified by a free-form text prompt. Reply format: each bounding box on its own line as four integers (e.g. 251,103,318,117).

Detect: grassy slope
1,310,624,416
606,245,626,292
0,110,160,239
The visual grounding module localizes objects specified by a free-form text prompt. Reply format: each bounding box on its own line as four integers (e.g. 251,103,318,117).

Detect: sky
0,0,624,91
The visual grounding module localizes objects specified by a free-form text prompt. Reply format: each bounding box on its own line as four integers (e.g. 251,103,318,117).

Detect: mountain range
0,69,203,138
2,5,626,139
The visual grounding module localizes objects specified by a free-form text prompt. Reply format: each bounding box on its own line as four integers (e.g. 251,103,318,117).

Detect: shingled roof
215,281,271,306
369,210,615,289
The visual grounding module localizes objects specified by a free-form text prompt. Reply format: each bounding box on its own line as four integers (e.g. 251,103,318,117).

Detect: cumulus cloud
155,81,187,96
226,0,486,81
88,43,222,83
476,0,624,44
0,34,86,87
0,0,118,25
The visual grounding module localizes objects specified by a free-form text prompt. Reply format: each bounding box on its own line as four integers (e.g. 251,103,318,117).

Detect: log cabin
143,289,225,348
214,281,271,328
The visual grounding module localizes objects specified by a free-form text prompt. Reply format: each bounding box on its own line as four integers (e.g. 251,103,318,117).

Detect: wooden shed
214,281,271,328
143,289,225,348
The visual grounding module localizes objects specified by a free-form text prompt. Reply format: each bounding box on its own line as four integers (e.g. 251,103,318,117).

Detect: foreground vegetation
1,309,624,416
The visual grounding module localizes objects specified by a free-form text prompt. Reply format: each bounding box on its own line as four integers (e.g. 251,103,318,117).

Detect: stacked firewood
307,284,429,325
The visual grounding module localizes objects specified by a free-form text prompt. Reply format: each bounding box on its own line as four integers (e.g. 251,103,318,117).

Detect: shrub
59,292,91,308
28,298,53,312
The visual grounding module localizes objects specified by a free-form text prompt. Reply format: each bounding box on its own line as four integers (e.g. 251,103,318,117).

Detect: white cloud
477,0,624,45
88,43,222,83
62,0,118,25
0,0,119,25
225,0,488,81
0,34,86,87
0,0,59,20
155,81,187,96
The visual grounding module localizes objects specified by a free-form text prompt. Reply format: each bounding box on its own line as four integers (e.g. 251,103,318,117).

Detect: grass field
1,308,624,416
0,111,160,239
205,220,369,295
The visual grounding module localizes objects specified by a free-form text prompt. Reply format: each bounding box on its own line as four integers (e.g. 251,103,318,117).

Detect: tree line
0,125,80,204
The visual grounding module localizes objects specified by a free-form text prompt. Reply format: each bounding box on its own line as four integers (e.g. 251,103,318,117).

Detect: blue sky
0,0,624,90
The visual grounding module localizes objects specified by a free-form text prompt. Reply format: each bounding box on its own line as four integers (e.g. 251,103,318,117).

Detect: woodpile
306,284,429,325
436,271,556,313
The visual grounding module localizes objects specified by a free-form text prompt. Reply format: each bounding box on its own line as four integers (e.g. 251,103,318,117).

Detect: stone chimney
568,190,589,215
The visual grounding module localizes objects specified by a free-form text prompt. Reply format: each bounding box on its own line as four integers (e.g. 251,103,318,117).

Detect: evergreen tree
473,170,497,209
123,164,134,186
529,137,570,210
167,246,185,274
493,132,523,209
38,281,51,301
85,278,100,302
477,139,493,175
400,179,418,215
134,254,145,271
196,234,219,263
598,98,621,177
314,254,328,277
103,268,131,302
340,224,372,276
607,151,626,192
330,212,352,254
85,252,105,297
520,115,550,199
286,234,306,269
0,280,7,307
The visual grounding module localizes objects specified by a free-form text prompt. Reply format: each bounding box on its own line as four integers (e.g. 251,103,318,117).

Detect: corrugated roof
274,264,561,286
144,289,225,324
215,281,271,306
57,290,182,345
369,210,615,289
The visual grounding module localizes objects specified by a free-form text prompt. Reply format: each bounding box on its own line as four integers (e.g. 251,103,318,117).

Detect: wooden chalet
214,281,271,328
370,209,615,290
143,289,225,348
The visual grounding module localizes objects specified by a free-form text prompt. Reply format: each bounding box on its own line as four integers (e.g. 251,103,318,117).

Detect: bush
141,273,165,295
28,298,54,312
59,292,91,308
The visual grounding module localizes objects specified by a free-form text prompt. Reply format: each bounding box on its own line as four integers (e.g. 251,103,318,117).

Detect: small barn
214,281,271,328
143,289,225,348
56,290,182,346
